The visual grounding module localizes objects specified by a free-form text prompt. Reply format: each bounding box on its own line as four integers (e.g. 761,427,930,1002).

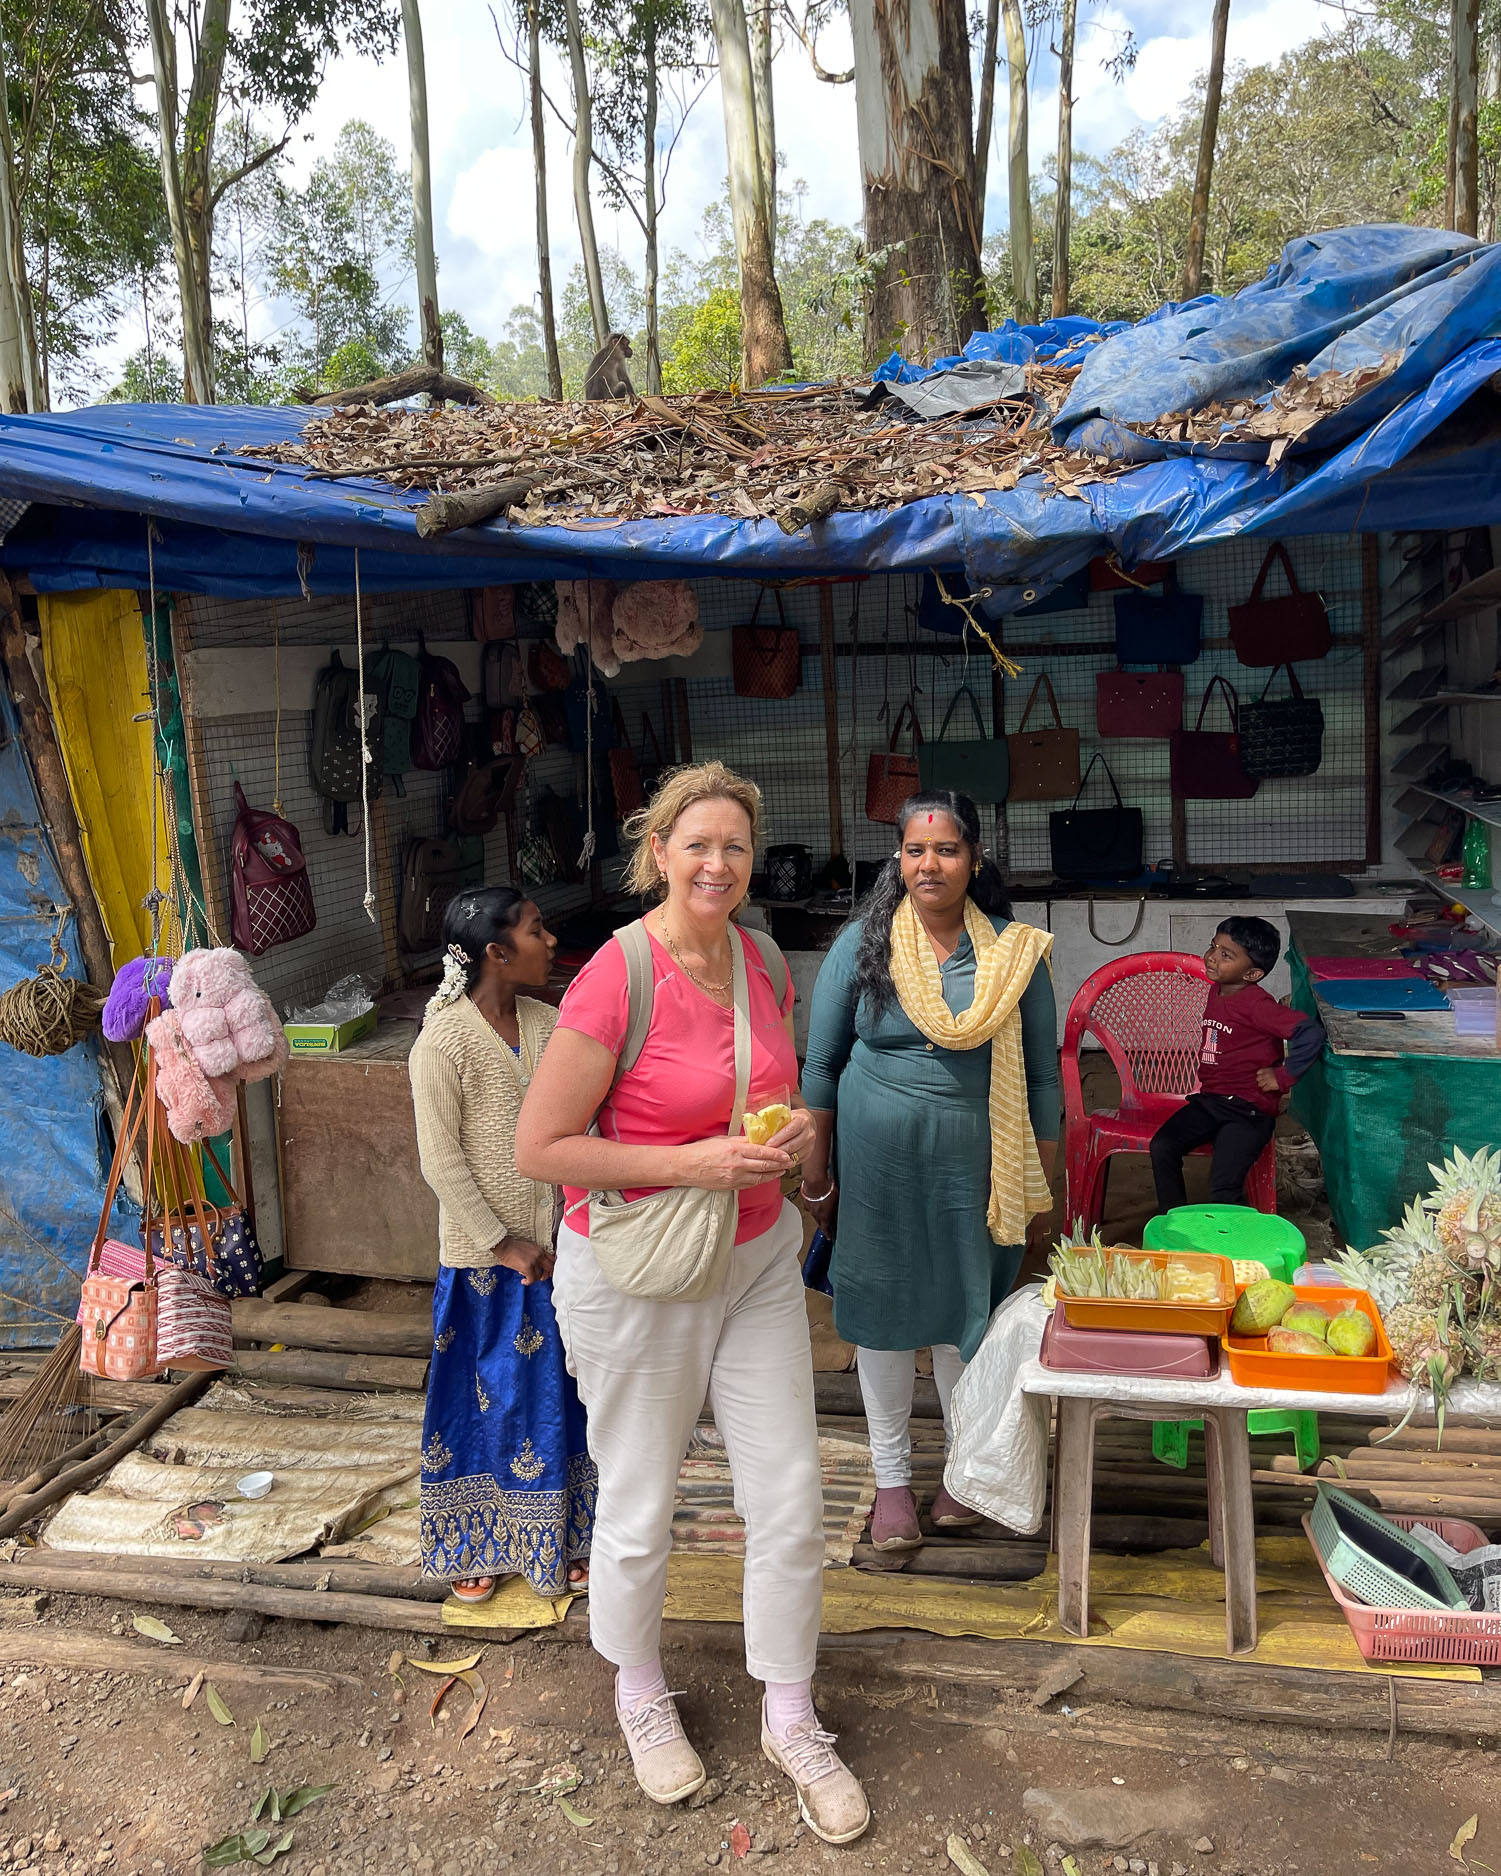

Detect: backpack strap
611,919,656,1088
742,924,791,1015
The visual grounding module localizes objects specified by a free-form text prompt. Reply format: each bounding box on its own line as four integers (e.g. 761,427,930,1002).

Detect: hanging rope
352,549,377,924
0,911,106,1056
933,574,1024,679
271,596,283,815
143,524,170,958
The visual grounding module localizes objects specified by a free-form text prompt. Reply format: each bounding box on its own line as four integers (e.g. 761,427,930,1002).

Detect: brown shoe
869,1484,922,1551
760,1701,871,1845
617,1689,706,1805
930,1484,983,1529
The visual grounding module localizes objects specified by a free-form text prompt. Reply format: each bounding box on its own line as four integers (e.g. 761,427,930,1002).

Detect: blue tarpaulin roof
1,225,1499,608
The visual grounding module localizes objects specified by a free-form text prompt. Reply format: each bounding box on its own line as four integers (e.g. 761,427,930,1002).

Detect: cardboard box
282,1006,378,1055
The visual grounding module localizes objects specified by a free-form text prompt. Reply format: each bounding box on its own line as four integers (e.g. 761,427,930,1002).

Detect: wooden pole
415,479,535,537
401,0,443,373
818,585,844,862
14,1550,448,1602
231,1299,429,1356
1181,0,1231,299
228,1348,429,1391
0,1628,369,1696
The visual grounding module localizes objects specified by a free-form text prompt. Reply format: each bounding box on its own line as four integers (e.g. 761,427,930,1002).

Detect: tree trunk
748,0,777,265
708,0,794,386
1453,0,1481,237
1051,0,1076,317
562,0,609,349
0,40,37,413
401,0,443,371
527,0,564,399
973,0,1000,230
849,0,986,362
643,14,663,393
1180,0,1230,300
144,0,222,404
1001,0,1035,324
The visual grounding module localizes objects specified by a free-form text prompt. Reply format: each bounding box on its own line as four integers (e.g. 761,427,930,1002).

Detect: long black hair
440,886,527,994
852,790,1012,1016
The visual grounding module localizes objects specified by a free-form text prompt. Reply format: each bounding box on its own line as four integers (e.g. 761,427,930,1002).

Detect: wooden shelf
1410,785,1501,831
1422,566,1501,626
1432,691,1501,705
1417,870,1501,944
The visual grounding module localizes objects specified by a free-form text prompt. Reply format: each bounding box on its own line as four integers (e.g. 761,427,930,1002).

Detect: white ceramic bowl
237,1471,274,1500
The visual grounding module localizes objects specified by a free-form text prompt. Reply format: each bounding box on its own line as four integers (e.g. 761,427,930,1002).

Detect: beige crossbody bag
570,917,773,1303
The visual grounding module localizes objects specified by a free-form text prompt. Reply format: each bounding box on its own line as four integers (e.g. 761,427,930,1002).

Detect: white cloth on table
941,1283,1051,1536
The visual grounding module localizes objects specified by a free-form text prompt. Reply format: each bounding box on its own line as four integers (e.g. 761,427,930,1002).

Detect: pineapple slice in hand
743,1102,793,1146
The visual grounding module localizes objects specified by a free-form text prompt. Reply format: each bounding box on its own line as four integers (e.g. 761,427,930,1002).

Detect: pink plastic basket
1304,1510,1501,1664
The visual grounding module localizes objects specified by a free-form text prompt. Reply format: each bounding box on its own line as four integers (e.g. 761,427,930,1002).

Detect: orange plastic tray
1223,1285,1394,1394
1056,1249,1235,1337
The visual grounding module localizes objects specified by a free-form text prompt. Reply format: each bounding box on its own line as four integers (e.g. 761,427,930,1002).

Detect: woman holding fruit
801,788,1059,1553
516,760,870,1847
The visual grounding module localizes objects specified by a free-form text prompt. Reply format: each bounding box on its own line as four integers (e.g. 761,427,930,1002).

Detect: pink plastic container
1039,1302,1217,1379
1304,1510,1501,1665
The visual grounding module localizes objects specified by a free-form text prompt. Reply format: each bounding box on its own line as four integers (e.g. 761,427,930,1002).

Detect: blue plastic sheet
0,691,111,1347
0,226,1499,608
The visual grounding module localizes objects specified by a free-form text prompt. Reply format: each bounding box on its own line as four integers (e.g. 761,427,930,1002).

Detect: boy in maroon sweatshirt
1150,916,1325,1210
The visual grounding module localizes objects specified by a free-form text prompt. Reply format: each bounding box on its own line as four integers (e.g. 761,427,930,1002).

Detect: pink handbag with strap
229,783,316,956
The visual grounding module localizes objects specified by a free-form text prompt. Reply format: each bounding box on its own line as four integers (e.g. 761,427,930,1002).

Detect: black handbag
1049,754,1144,882
918,685,1010,801
1114,587,1204,665
1239,665,1325,778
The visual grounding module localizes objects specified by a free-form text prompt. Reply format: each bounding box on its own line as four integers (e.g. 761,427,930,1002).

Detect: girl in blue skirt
410,888,594,1600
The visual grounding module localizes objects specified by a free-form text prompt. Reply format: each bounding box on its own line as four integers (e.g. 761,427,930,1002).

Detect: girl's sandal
451,1576,498,1604
567,1563,590,1593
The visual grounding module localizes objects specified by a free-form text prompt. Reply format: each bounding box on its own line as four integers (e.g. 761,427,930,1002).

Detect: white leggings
856,1344,966,1489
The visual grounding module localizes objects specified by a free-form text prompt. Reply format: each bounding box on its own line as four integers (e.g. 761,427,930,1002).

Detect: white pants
856,1344,966,1489
552,1200,825,1683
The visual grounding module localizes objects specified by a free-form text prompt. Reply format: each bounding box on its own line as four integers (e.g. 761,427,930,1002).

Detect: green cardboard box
282,1006,378,1055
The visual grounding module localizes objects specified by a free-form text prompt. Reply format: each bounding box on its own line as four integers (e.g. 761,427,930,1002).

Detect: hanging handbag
567,921,751,1302
636,712,666,797
1113,587,1203,665
1239,664,1325,778
732,587,801,699
865,700,922,824
528,641,570,692
412,635,469,770
1095,668,1184,738
1006,674,1081,800
399,836,467,954
78,1058,158,1382
146,1115,264,1300
1228,542,1331,666
1049,754,1144,882
606,699,644,817
229,782,316,957
919,685,1010,801
471,586,517,641
1172,676,1260,800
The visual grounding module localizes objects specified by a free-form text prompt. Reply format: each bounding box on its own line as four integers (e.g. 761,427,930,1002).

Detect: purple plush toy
101,955,175,1043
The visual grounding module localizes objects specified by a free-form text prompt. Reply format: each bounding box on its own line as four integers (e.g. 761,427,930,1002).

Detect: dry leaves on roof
1120,358,1397,466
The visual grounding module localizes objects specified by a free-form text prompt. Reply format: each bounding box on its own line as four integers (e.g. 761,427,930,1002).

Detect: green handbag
918,685,1010,802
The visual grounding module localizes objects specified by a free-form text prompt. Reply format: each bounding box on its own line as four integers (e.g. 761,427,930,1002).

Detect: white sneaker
616,1689,707,1805
760,1700,871,1844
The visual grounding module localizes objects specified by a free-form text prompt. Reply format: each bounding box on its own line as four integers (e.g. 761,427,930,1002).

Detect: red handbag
732,587,801,699
865,701,922,824
1171,676,1259,801
1096,668,1184,738
470,587,516,641
1227,542,1331,666
229,783,316,957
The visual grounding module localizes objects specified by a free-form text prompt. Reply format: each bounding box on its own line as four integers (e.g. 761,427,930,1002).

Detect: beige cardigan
408,993,558,1267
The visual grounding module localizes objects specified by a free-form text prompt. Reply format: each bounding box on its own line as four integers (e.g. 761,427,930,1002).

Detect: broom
0,1320,96,1492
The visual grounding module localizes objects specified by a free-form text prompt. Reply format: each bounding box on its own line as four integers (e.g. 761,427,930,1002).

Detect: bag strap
233,781,250,821
1246,541,1301,605
936,685,988,744
887,698,922,752
612,919,656,1088
639,711,664,765
1256,664,1304,702
89,1063,148,1271
746,585,789,633
1016,673,1064,734
744,925,790,1019
1070,752,1124,813
1194,674,1240,732
1088,896,1148,946
725,924,752,1139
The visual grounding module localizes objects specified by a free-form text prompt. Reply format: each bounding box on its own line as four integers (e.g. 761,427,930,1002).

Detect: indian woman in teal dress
800,790,1058,1553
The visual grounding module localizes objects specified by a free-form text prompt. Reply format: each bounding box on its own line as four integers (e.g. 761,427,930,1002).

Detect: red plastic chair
1061,951,1276,1237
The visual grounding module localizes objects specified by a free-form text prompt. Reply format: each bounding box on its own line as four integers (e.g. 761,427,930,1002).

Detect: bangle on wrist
800,1179,835,1205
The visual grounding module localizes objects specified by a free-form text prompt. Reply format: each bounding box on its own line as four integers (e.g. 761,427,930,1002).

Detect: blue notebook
1316,977,1450,1013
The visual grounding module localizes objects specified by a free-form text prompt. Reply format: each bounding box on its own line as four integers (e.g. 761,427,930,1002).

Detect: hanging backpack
366,643,420,796
412,634,468,771
451,755,523,836
398,837,467,955
309,650,382,835
229,783,316,957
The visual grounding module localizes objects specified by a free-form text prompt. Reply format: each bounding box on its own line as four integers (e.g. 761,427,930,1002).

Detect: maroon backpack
412,634,469,771
229,783,316,956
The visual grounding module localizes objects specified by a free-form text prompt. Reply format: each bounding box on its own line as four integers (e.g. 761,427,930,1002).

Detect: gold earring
972,863,981,877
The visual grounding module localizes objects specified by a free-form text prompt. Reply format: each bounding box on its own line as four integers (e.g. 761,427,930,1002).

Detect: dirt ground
0,1589,1492,1876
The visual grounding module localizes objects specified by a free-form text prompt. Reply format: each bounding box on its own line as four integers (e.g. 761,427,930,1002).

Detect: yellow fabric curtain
39,589,171,969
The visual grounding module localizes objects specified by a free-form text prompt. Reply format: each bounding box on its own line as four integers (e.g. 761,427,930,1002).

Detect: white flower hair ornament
425,943,473,1020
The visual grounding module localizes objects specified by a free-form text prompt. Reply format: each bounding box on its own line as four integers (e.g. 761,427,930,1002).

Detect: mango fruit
1280,1301,1332,1341
1230,1278,1296,1336
1327,1307,1376,1358
1267,1327,1333,1356
743,1102,793,1146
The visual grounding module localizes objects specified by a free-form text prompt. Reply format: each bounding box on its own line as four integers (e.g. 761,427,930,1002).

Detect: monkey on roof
584,332,635,401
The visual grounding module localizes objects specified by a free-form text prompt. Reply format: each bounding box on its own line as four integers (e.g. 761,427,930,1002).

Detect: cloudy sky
120,0,1332,378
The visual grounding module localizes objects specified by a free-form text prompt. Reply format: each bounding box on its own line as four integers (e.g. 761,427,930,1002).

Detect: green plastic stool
1152,1410,1320,1473
1143,1204,1306,1283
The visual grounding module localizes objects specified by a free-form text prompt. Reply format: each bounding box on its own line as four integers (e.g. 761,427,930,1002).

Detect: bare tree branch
209,132,291,211
776,1,852,83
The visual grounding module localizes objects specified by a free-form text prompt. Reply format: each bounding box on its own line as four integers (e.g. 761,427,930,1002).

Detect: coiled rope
0,913,106,1056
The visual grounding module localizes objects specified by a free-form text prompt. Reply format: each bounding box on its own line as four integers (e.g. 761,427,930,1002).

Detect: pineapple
1386,1302,1461,1390
1424,1147,1501,1268
1332,1201,1437,1314
1408,1249,1479,1313
1461,1312,1501,1383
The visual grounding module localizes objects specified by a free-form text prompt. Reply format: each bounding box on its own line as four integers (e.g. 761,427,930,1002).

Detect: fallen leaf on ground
557,1796,594,1828
132,1614,182,1645
401,1649,484,1675
1013,1850,1044,1876
730,1822,751,1859
277,1784,335,1818
489,1726,515,1746
205,1682,235,1726
1452,1815,1479,1864
457,1670,488,1740
182,1671,204,1709
945,1833,990,1876
524,1761,581,1797
250,1720,269,1765
429,1675,457,1727
1061,1858,1083,1876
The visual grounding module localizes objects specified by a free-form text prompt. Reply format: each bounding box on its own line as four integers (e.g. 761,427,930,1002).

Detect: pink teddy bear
145,1007,238,1143
168,948,289,1084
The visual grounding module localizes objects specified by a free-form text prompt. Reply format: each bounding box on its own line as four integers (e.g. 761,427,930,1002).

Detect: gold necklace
658,915,733,998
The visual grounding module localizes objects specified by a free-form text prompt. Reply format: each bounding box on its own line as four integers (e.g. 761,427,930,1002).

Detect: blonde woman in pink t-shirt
516,761,869,1847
